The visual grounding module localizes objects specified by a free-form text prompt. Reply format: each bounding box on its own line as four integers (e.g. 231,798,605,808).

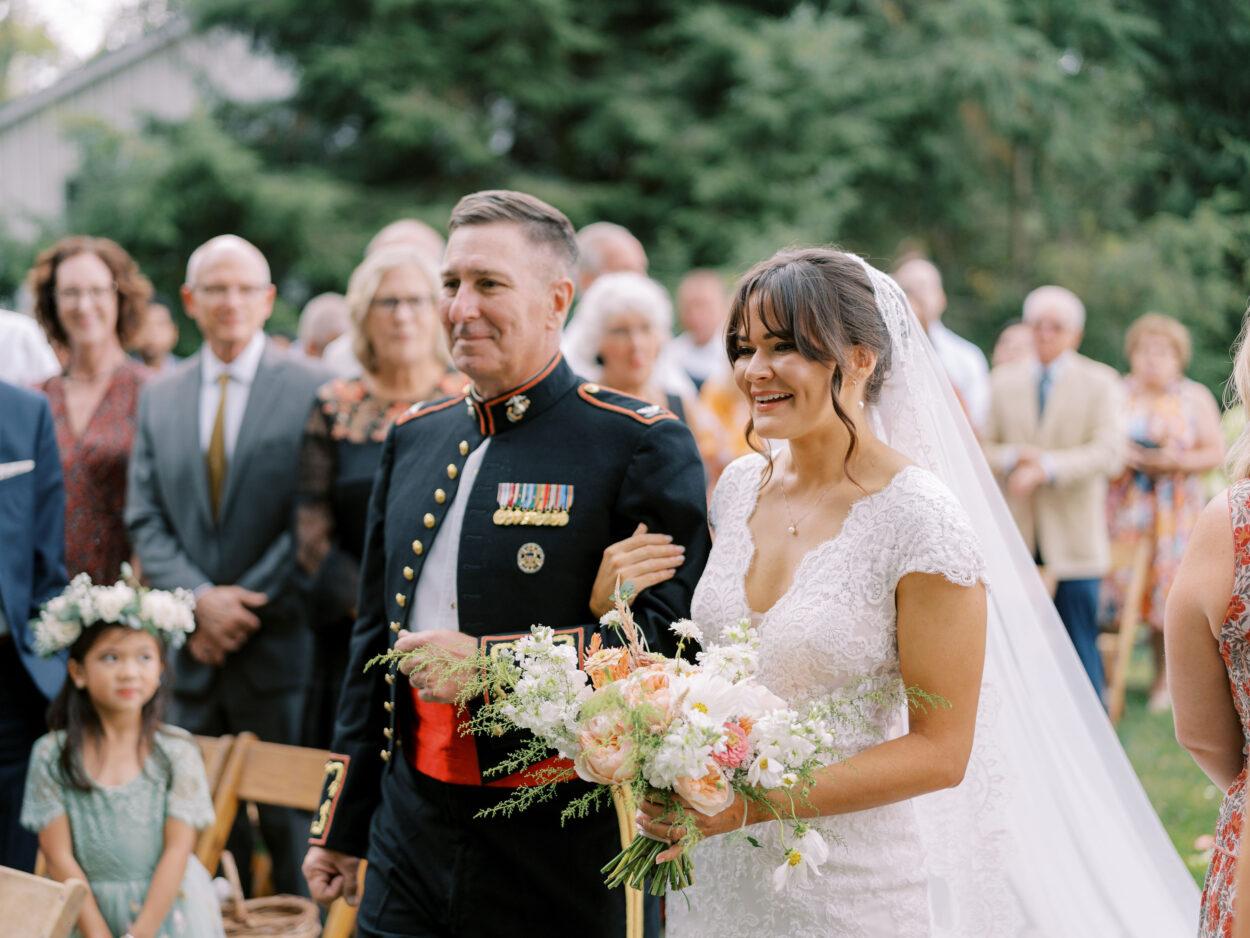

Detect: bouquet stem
601,835,695,895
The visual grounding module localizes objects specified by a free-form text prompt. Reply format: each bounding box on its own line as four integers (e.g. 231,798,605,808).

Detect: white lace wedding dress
667,453,986,938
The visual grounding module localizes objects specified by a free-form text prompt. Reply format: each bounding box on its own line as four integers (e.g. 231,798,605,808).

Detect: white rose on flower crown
29,569,196,656
92,583,137,623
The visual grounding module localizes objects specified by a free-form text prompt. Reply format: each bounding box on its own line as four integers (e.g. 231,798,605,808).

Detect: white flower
771,827,829,892
91,583,135,623
746,750,786,789
32,612,81,656
140,589,195,638
669,619,703,644
598,609,623,629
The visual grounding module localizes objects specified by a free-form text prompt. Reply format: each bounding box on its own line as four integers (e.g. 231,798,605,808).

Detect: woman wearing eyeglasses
295,245,461,747
29,236,153,584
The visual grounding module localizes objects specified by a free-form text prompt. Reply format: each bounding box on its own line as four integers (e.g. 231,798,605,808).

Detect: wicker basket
219,851,321,938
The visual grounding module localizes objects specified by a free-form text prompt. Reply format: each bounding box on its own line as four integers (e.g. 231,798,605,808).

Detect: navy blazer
0,381,68,699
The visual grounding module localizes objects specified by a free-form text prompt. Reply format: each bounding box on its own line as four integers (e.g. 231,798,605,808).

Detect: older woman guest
295,246,461,748
1167,313,1250,938
1103,313,1223,711
29,236,151,584
564,272,730,484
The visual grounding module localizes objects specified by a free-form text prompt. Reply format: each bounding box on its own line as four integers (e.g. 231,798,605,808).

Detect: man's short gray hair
185,234,271,285
1022,285,1086,331
448,190,578,277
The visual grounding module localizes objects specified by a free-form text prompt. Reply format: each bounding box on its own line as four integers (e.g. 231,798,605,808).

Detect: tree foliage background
2,0,1248,386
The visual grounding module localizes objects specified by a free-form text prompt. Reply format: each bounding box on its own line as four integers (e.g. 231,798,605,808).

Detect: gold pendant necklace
779,474,831,536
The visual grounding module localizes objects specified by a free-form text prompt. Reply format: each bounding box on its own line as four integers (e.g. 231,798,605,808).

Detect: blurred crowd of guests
0,219,1230,886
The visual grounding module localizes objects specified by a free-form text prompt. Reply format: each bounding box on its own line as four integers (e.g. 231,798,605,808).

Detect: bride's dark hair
725,247,892,485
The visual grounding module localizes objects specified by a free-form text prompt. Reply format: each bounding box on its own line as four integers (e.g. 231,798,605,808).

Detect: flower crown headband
31,566,196,657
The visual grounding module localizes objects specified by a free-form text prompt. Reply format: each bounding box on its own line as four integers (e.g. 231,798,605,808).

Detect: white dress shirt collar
202,331,266,388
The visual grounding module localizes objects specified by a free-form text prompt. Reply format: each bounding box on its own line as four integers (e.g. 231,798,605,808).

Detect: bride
629,248,1198,936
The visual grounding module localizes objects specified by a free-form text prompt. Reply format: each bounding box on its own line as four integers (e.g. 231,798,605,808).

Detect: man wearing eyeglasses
124,234,329,895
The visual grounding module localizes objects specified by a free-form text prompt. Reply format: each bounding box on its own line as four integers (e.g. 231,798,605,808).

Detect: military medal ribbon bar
493,482,572,526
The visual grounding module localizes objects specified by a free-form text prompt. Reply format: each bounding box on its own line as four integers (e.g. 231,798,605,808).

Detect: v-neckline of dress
740,462,919,620
53,365,127,445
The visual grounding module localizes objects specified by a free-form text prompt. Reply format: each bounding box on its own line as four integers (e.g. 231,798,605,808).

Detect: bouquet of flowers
374,589,919,895
31,564,197,656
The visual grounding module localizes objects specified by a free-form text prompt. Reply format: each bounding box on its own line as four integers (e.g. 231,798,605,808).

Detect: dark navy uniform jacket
309,354,711,857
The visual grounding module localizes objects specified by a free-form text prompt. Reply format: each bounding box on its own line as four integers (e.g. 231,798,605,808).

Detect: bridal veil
853,256,1199,935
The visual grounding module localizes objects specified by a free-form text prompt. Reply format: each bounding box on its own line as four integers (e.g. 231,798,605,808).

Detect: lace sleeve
20,733,66,833
708,453,763,535
894,470,987,590
159,730,215,830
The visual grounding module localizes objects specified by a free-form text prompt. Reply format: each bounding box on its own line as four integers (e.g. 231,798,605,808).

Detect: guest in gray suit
124,235,327,895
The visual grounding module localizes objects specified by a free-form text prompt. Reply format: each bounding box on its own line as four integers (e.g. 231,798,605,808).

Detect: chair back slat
194,733,234,793
0,866,87,938
235,741,332,811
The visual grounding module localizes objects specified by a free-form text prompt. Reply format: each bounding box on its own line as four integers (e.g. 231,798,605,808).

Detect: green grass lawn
1116,647,1222,886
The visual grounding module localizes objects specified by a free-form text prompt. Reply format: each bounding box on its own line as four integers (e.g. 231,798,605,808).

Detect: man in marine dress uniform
302,190,711,937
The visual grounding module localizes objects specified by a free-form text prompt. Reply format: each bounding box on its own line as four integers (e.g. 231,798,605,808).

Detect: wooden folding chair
1106,536,1154,724
0,865,87,938
195,733,235,793
197,732,361,938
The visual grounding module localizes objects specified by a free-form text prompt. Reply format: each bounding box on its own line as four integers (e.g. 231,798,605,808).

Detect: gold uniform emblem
516,542,545,574
506,394,531,423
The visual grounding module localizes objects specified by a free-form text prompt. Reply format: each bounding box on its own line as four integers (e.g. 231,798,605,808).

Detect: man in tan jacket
983,286,1125,695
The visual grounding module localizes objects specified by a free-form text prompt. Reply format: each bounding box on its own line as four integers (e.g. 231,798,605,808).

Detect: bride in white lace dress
634,249,1198,936
639,248,988,936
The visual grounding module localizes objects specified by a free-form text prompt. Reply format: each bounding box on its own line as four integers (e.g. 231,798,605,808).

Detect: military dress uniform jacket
309,355,711,858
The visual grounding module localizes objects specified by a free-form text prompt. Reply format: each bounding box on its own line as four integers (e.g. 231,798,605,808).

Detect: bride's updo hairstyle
725,247,892,484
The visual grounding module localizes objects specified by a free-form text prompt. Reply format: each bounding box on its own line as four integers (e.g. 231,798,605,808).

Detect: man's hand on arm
302,846,360,907
190,586,268,664
395,628,478,704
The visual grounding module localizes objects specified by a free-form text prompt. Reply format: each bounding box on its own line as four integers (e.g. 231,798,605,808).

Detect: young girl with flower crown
21,574,224,938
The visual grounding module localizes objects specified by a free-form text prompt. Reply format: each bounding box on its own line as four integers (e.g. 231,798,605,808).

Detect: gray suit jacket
125,341,329,697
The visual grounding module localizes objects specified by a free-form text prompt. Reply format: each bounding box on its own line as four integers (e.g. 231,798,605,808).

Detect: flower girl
21,573,224,938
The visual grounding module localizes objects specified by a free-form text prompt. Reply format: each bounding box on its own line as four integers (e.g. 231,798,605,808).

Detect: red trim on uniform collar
467,353,567,436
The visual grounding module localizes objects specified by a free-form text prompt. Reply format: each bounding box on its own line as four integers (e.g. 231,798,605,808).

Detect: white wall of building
0,20,294,238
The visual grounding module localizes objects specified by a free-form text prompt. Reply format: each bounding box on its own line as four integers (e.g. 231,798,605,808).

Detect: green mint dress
21,726,225,938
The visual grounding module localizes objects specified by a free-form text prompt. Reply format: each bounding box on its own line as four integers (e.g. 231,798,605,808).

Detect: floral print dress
1102,377,1208,631
1200,479,1250,937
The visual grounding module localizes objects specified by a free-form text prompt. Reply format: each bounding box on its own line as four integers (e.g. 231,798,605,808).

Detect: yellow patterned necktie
207,373,229,520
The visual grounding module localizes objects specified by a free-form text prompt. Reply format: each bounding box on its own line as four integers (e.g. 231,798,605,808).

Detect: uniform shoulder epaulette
395,393,467,426
575,383,678,426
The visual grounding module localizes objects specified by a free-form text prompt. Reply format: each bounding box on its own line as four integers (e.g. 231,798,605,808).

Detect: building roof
0,17,194,134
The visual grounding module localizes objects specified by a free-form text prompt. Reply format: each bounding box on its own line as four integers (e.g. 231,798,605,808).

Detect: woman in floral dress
295,245,461,747
1168,314,1250,937
1103,313,1222,710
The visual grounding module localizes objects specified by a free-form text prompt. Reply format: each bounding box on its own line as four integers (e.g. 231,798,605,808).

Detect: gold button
412,540,423,556
424,513,436,529
458,440,469,455
447,464,458,480
390,621,400,633
434,489,447,504
585,383,600,394
380,749,391,762
384,700,394,712
383,727,393,740
403,566,414,581
395,592,406,607
385,672,395,685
